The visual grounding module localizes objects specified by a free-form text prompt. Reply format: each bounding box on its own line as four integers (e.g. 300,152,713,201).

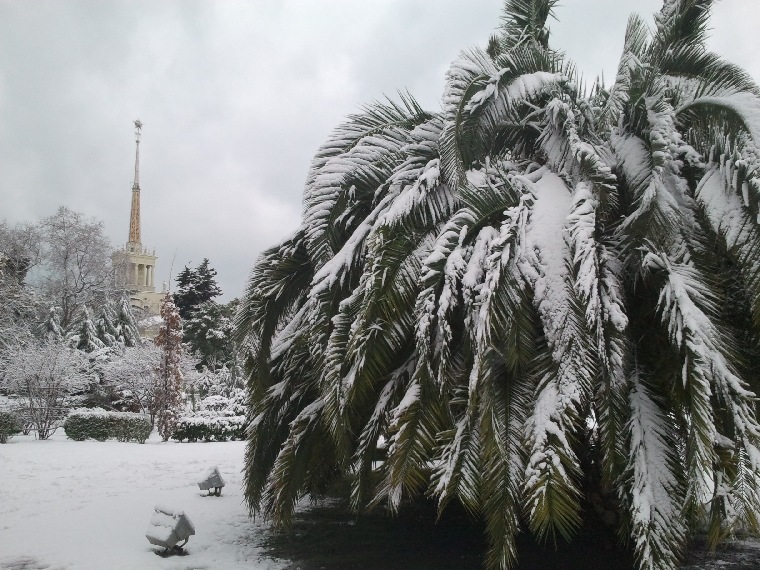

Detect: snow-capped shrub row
170,414,246,442
0,411,21,443
64,409,152,444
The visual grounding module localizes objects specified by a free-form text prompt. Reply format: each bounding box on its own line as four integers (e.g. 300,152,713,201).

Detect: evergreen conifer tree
154,293,184,441
95,298,120,347
115,294,141,347
69,305,105,353
184,299,237,369
174,258,222,320
36,306,64,343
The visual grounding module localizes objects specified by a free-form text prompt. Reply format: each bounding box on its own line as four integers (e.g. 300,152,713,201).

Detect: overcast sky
1,0,758,301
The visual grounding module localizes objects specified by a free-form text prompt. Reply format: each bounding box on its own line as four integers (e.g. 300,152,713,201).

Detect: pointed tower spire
127,120,143,250
117,118,159,309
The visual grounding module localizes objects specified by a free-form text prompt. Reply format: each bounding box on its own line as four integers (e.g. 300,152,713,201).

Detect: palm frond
499,0,560,51
599,14,650,126
625,368,687,570
303,96,431,268
375,365,450,512
651,0,713,60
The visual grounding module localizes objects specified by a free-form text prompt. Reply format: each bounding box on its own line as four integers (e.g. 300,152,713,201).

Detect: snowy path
0,433,285,570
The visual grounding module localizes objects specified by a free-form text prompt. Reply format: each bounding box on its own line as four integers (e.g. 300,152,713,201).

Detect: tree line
0,206,240,442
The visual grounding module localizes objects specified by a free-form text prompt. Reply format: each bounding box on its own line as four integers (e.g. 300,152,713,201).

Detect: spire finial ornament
133,119,142,189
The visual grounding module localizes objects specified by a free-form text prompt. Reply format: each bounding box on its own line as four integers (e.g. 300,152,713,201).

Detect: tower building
115,120,164,315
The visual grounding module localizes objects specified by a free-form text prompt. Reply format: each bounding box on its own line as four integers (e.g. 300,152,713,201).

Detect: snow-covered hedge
0,411,21,443
170,414,246,442
64,409,152,444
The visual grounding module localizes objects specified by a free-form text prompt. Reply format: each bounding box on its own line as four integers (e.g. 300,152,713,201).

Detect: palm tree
235,1,760,568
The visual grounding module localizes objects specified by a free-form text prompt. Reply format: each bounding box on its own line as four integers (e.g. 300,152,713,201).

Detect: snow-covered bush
171,414,246,443
64,408,152,443
196,388,246,415
0,411,20,443
187,362,243,405
198,394,228,411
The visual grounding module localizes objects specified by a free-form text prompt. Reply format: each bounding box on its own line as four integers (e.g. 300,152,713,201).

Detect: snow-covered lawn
0,432,285,570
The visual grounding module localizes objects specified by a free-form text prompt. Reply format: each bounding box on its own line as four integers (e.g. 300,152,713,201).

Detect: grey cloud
1,0,758,300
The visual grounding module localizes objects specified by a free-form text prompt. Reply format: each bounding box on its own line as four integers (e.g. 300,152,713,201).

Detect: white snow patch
0,432,286,570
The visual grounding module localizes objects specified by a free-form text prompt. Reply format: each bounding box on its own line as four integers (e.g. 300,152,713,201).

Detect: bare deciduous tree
37,207,115,329
0,341,90,439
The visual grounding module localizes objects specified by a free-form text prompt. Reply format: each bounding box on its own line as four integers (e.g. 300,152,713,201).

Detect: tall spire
128,119,143,249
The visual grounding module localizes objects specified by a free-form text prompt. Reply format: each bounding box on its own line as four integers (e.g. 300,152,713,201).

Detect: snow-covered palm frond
659,47,758,99
567,182,629,483
261,400,334,527
613,92,686,250
651,0,713,58
376,367,449,512
480,368,529,570
600,14,649,127
319,284,364,461
537,97,618,211
340,230,433,413
416,166,529,390
235,229,313,399
302,96,432,269
643,248,760,522
626,369,686,570
520,171,595,543
349,358,411,511
440,46,568,190
696,158,760,325
431,388,483,515
440,48,499,189
678,90,760,150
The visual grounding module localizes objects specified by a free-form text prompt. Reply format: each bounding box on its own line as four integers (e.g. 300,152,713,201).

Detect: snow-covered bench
197,466,225,496
145,505,195,553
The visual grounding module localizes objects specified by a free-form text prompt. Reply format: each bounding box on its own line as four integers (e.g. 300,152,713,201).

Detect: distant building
113,120,165,316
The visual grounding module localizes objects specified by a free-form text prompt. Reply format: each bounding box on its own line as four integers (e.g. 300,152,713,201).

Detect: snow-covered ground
0,432,285,570
3,430,760,570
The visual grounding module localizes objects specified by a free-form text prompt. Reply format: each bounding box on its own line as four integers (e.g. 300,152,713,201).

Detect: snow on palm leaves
236,1,760,568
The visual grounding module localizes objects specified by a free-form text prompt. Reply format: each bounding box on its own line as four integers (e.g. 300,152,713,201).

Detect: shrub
171,414,246,442
63,409,152,443
0,411,21,444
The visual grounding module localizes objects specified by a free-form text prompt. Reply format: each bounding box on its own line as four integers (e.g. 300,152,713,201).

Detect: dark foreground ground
263,500,760,570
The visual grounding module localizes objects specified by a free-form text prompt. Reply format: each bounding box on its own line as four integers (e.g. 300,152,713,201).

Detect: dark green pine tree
183,298,238,369
174,259,222,321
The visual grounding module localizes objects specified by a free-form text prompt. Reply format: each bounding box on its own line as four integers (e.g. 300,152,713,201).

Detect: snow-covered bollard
197,465,225,496
145,505,195,553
